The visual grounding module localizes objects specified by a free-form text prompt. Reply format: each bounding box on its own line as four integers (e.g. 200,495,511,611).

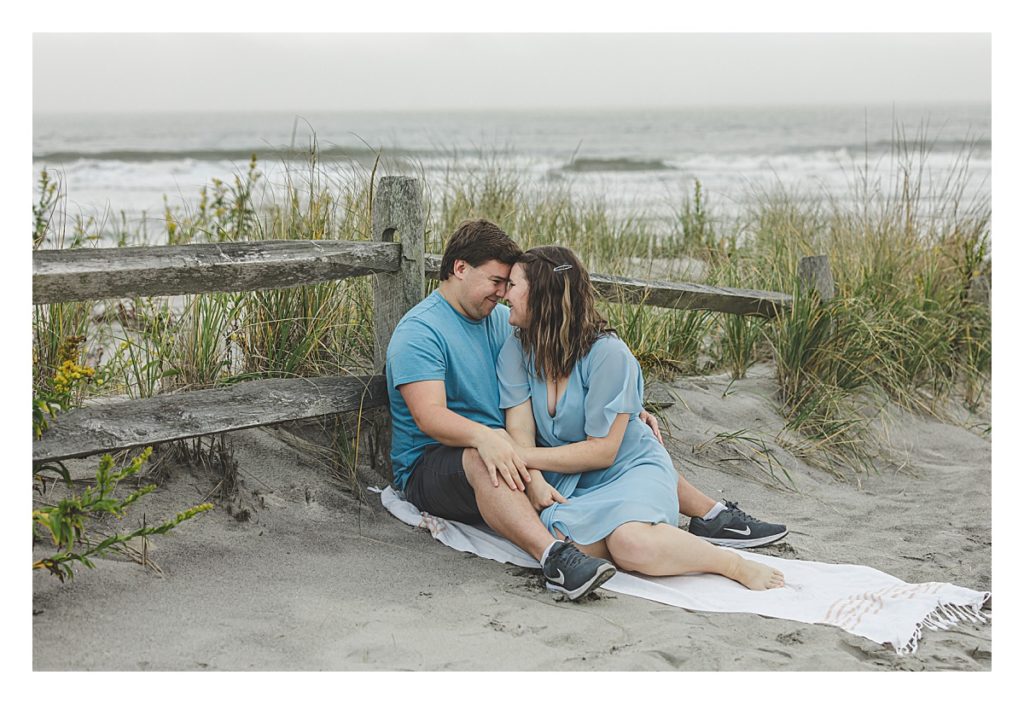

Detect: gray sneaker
542,540,616,600
688,501,788,548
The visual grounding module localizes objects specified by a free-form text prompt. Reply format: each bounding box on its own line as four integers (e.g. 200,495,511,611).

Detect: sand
32,363,991,671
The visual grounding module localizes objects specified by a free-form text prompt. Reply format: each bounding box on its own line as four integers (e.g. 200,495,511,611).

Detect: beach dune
32,364,990,671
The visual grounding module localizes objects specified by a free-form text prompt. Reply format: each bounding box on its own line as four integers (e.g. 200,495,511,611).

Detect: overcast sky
33,33,990,113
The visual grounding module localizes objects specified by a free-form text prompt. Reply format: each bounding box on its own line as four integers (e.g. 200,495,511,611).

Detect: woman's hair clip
553,264,573,273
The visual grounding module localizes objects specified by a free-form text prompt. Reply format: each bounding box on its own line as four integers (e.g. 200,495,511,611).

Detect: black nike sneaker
542,540,616,600
687,501,788,548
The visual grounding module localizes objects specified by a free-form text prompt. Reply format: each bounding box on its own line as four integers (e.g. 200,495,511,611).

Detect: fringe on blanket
900,599,991,656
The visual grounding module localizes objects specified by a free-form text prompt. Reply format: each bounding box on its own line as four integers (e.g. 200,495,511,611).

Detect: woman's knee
606,522,654,571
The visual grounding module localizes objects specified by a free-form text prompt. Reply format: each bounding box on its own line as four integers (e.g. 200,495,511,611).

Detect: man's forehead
472,259,513,278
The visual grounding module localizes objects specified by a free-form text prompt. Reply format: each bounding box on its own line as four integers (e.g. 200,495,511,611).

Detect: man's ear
452,259,469,280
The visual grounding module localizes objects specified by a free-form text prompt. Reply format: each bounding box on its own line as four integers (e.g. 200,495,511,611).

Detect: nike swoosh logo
724,526,752,536
548,569,566,585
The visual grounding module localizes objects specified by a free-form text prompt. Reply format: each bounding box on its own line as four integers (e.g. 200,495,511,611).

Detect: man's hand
525,471,568,512
475,428,531,491
639,409,663,444
398,381,532,491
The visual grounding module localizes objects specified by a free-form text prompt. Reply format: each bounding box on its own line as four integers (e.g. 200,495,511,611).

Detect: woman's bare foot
725,553,785,590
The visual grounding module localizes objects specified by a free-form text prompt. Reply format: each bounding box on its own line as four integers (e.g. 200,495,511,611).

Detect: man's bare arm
398,380,531,490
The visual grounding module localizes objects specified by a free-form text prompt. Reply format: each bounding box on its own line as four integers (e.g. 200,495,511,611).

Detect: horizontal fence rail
34,244,793,314
423,254,792,317
33,375,388,463
33,240,402,304
590,274,792,317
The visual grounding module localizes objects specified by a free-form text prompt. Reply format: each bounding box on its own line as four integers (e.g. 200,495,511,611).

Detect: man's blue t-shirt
385,289,513,491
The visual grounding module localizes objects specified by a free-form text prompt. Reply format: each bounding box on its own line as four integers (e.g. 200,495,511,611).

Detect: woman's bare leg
676,474,716,518
552,528,613,561
605,522,784,590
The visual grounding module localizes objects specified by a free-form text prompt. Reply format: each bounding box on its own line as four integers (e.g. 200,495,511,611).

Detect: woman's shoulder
582,333,634,368
499,332,525,356
589,332,629,355
497,333,529,376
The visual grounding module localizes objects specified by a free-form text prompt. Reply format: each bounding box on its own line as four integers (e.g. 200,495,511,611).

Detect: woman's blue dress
497,333,679,545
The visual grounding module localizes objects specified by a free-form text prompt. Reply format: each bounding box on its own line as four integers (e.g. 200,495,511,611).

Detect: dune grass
31,134,990,475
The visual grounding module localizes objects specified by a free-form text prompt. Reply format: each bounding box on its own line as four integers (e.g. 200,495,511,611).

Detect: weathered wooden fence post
798,255,835,303
968,270,991,307
371,176,425,371
367,176,424,479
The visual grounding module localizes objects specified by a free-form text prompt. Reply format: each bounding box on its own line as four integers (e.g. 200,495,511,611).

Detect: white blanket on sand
379,487,990,655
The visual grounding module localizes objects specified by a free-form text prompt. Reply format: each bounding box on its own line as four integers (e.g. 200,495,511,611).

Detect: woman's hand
525,471,568,512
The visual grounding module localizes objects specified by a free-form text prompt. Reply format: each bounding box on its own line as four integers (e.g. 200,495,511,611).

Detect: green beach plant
600,299,715,378
718,312,769,381
169,293,237,390
763,286,870,454
678,179,726,260
233,283,351,378
32,310,102,439
32,447,213,581
692,429,798,491
33,168,61,249
109,297,180,398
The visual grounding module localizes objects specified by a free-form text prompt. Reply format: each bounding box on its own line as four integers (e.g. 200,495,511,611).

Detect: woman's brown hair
516,246,614,380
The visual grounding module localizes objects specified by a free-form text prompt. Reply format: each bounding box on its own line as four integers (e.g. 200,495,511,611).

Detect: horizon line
34,100,992,116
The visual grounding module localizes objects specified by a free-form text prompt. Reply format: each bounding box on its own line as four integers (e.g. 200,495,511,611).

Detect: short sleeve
583,337,644,438
497,335,532,409
387,320,447,388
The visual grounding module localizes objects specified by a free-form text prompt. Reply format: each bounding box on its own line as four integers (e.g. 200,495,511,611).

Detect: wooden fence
32,176,823,465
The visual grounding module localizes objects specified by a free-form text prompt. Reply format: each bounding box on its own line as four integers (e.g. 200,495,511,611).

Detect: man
386,219,786,600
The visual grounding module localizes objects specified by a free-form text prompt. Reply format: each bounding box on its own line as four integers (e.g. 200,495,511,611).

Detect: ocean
32,103,990,244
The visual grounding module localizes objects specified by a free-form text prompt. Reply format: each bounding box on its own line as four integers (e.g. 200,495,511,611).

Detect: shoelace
724,500,757,523
553,541,591,569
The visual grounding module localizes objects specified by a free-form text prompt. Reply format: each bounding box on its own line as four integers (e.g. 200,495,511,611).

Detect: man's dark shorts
403,444,483,524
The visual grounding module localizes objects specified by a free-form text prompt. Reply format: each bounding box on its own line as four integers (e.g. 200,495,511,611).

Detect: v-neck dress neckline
545,376,570,419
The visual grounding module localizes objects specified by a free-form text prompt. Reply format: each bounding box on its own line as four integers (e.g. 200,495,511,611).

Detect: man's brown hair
439,219,521,280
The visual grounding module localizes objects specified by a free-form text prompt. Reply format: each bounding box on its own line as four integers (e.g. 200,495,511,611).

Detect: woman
498,245,784,590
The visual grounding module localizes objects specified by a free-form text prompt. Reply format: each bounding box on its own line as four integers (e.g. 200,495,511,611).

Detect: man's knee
462,448,532,509
461,448,492,489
